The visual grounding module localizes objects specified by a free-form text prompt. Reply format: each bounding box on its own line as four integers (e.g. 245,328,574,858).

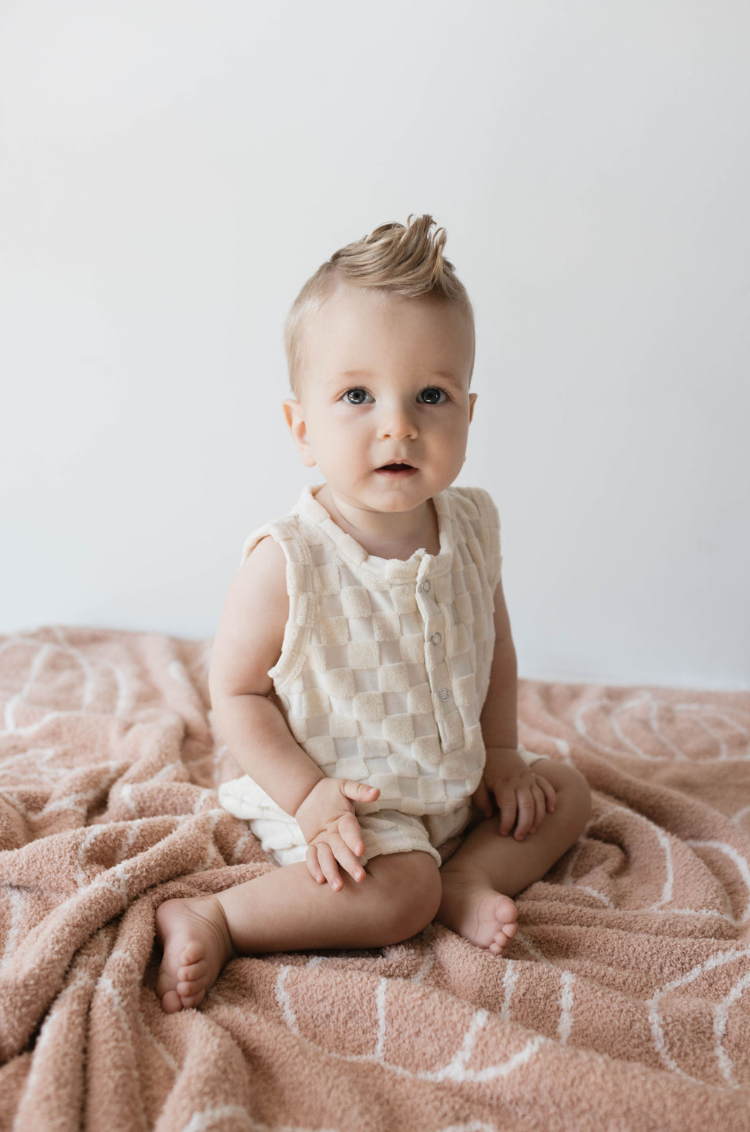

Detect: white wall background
1,0,748,690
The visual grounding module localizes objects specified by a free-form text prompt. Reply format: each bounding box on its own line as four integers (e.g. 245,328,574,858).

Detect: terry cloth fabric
218,483,544,864
1,626,750,1130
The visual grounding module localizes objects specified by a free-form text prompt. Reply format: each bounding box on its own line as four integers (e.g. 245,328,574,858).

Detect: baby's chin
340,478,432,512
319,467,461,511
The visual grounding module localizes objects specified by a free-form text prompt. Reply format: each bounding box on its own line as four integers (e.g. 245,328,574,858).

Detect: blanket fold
1,626,749,1131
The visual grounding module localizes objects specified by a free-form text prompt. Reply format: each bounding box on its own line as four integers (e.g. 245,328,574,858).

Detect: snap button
430,632,442,645
420,580,431,593
438,688,450,701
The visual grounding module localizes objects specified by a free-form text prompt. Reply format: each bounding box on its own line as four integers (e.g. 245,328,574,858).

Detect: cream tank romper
218,483,543,867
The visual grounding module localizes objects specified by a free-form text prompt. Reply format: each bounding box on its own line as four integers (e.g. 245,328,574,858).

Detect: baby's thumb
341,780,380,801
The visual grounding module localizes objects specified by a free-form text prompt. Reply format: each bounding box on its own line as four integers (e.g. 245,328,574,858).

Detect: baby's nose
377,403,418,439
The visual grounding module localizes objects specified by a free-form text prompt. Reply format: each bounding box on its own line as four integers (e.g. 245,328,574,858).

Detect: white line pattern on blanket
0,627,749,1129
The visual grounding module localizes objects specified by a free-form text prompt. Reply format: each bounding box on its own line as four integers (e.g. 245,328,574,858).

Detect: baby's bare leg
155,849,441,1012
437,760,591,955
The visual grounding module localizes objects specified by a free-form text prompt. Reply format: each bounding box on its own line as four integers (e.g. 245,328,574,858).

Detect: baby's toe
161,989,184,1014
179,987,207,1009
495,894,517,924
490,924,516,953
177,976,202,996
179,941,206,968
178,958,208,982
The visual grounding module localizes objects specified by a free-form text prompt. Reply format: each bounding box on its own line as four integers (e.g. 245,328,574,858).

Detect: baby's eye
417,386,448,405
343,388,373,405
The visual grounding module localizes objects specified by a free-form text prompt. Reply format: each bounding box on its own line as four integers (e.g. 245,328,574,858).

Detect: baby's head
284,214,475,399
282,215,478,512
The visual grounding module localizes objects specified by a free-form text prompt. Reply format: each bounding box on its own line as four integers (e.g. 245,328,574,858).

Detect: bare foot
155,895,236,1012
437,869,518,955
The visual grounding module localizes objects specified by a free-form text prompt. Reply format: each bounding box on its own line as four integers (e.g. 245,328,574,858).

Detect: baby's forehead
294,291,473,398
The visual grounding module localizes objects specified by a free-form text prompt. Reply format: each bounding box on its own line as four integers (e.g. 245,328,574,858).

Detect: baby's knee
396,852,443,937
553,763,592,840
369,851,442,941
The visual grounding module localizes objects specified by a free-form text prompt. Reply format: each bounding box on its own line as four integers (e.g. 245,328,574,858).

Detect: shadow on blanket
0,626,749,1131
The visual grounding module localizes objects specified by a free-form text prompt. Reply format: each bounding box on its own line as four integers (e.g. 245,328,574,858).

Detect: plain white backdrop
1,0,748,689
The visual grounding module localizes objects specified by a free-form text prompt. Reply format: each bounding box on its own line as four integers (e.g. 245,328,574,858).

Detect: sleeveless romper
218,483,543,866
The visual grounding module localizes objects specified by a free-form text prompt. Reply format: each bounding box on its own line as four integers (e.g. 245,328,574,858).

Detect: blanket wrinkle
0,626,749,1131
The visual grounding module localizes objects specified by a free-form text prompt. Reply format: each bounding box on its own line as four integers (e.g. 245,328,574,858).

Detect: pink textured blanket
0,626,749,1131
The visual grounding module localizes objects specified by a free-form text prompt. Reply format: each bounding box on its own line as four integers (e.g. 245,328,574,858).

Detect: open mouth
376,462,417,475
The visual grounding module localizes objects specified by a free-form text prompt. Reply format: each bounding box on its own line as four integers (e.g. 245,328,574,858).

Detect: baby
155,214,592,1012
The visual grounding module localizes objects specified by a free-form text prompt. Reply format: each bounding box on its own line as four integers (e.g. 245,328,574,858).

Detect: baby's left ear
469,392,478,422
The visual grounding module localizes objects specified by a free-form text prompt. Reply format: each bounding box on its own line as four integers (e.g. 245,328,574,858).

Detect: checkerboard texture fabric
218,485,508,845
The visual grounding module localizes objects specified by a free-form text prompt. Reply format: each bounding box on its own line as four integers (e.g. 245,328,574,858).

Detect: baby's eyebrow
335,369,462,386
334,369,378,381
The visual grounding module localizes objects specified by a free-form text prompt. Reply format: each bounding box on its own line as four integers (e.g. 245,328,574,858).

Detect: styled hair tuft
283,214,475,396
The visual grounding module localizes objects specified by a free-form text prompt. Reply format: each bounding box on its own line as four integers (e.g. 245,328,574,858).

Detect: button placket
417,563,463,754
426,623,444,671
418,567,456,740
417,569,444,670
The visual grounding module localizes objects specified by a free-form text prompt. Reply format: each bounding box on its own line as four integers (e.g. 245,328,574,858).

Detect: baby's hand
474,748,556,841
295,778,380,891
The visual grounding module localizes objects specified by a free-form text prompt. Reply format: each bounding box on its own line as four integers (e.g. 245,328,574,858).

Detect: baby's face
284,284,477,515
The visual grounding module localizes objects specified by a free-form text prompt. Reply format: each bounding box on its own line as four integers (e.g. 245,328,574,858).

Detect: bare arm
479,576,519,753
476,577,556,837
209,536,325,816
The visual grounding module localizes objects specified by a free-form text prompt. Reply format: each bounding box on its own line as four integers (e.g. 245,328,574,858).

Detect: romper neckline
292,483,455,582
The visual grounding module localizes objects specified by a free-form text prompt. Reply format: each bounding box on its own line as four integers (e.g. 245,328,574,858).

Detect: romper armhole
465,487,503,594
238,518,317,692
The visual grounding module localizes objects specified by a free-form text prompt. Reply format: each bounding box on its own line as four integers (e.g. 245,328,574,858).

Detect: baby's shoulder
239,509,308,565
224,534,289,634
444,485,499,524
237,533,288,594
210,534,291,699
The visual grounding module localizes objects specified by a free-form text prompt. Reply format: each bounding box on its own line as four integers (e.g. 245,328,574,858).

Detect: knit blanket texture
1,626,749,1131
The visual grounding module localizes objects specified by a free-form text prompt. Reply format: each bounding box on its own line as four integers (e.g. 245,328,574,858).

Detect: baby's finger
306,845,325,885
316,841,344,891
529,783,546,834
333,841,366,883
341,780,381,803
514,788,536,840
498,787,518,836
537,775,557,812
338,812,365,857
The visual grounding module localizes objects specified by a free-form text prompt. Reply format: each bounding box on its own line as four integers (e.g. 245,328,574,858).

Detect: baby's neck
314,484,440,560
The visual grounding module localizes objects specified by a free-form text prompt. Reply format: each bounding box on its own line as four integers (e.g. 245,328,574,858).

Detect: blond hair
283,214,475,397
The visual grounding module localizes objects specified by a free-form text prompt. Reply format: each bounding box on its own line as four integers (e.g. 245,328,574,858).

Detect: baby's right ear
282,398,317,468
